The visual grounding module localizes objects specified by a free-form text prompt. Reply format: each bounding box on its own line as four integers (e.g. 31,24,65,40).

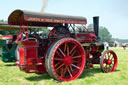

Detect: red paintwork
48,28,56,37
24,17,87,24
101,50,118,73
76,32,96,42
8,10,87,26
17,39,47,73
19,48,25,65
50,38,85,81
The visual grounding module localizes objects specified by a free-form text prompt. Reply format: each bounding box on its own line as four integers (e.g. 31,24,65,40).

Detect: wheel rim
51,39,85,81
101,50,118,72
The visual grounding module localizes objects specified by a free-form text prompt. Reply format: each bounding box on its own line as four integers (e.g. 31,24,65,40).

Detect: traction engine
0,34,17,62
8,9,118,81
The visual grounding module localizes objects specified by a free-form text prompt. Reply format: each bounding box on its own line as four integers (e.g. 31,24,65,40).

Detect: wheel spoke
67,67,73,78
58,48,66,57
72,55,81,59
107,54,109,59
105,64,108,72
69,65,73,72
60,67,64,77
56,50,63,58
111,64,114,68
109,64,113,70
73,60,78,63
71,50,76,57
56,63,64,71
71,64,80,69
105,55,107,60
70,45,77,55
54,58,63,61
109,64,110,71
55,62,61,67
64,43,67,53
67,44,70,56
108,56,110,60
63,66,68,77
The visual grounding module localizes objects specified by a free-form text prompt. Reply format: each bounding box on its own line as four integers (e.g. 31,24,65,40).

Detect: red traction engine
8,10,118,81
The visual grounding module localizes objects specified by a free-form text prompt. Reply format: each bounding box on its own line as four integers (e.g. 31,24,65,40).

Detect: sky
0,0,128,39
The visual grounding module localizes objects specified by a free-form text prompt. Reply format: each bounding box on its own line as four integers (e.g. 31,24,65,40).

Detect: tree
87,24,93,31
0,19,5,22
87,24,112,42
99,26,112,42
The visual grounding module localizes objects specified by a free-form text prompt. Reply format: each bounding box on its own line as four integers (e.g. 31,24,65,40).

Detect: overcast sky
0,0,128,39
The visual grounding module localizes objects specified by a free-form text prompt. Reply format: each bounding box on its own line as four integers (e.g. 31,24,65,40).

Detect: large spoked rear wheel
45,38,85,81
100,50,118,73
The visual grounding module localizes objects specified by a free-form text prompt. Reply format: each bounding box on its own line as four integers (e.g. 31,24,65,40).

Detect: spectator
122,43,126,50
104,42,109,50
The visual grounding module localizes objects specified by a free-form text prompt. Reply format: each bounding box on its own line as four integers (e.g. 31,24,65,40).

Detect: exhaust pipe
93,16,99,40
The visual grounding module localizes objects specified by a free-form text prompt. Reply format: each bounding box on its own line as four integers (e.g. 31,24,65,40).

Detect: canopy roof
8,9,87,26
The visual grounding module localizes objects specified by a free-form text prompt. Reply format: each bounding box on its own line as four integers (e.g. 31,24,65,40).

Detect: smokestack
41,0,48,12
93,16,99,40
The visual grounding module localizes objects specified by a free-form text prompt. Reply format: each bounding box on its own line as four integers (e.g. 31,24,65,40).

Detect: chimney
93,16,99,40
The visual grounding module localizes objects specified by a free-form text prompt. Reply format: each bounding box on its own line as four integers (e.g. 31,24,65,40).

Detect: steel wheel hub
64,55,73,66
107,60,112,65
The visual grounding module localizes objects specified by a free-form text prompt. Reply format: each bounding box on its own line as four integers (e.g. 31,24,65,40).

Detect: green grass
0,47,128,85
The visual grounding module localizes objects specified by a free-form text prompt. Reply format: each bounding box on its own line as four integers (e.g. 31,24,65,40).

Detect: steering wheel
56,26,69,34
48,26,70,38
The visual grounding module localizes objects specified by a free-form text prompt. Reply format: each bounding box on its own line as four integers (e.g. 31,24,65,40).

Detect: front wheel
100,50,118,73
45,38,85,81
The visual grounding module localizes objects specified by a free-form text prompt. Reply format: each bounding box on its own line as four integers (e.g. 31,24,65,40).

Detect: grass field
0,47,128,85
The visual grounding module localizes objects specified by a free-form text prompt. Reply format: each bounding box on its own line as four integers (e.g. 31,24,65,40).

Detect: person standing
122,43,126,50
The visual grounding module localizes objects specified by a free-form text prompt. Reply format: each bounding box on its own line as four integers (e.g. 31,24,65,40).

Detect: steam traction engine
8,10,118,81
0,23,19,62
0,35,17,62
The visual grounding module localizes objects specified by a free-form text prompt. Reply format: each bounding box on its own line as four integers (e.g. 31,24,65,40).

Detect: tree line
87,24,112,42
